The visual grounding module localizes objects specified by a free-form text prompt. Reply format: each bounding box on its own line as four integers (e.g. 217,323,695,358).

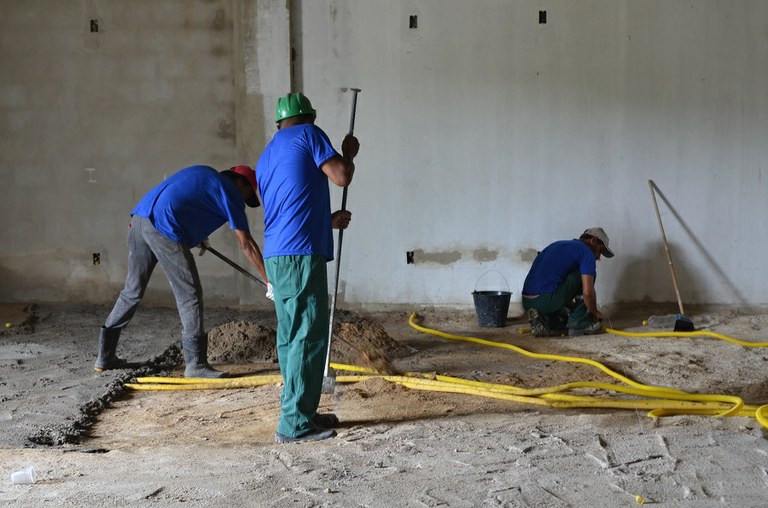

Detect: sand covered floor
2,302,768,507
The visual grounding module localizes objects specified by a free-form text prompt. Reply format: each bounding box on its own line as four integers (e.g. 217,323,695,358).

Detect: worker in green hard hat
256,92,360,444
274,92,318,123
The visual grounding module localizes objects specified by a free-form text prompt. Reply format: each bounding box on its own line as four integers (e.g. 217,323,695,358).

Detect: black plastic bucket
472,290,512,327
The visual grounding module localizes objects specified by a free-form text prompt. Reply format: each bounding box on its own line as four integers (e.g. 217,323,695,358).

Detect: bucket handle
473,270,511,293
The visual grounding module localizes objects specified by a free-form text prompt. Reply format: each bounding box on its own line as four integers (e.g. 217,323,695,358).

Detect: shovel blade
321,375,336,394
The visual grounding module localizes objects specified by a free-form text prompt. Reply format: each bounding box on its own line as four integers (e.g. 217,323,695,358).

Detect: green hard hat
275,92,316,122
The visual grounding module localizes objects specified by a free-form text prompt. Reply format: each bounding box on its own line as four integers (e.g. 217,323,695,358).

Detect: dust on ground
2,302,768,506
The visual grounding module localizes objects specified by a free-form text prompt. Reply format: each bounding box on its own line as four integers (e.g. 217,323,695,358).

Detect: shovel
322,87,361,394
200,244,267,288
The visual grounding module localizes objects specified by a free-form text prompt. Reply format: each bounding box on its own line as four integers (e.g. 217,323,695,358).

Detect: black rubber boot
182,335,227,378
94,327,128,372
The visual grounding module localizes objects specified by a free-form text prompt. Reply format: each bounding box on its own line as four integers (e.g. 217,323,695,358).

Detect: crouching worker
521,227,614,338
95,165,269,378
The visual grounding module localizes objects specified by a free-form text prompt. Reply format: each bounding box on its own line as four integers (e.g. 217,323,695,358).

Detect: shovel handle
205,246,267,288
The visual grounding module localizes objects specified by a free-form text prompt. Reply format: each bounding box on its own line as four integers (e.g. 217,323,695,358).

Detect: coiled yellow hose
406,313,747,419
127,365,759,419
124,312,768,428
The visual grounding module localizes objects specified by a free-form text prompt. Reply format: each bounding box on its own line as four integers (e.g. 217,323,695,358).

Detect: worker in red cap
95,164,268,378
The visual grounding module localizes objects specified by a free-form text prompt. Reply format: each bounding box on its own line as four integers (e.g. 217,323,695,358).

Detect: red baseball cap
230,165,260,208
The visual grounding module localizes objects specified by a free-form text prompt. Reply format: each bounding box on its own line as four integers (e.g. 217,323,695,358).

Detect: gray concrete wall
233,0,290,305
0,0,287,306
1,1,767,310
297,0,768,310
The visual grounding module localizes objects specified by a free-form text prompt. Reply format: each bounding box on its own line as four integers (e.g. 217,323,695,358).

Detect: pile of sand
207,310,406,367
207,321,276,363
331,309,407,366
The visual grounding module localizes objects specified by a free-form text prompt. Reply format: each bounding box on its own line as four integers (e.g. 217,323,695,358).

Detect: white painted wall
296,0,768,310
1,0,766,310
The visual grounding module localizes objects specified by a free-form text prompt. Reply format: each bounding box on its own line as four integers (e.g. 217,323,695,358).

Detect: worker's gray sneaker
526,308,551,337
275,428,337,444
568,320,604,337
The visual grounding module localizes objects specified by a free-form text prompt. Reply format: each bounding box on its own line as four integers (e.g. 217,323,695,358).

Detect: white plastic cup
10,466,35,485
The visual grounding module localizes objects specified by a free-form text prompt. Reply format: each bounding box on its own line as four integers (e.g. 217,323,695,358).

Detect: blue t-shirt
522,240,597,295
256,123,339,260
131,165,249,248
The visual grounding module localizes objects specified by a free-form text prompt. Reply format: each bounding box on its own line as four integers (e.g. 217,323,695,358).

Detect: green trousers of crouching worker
521,270,591,331
266,254,329,438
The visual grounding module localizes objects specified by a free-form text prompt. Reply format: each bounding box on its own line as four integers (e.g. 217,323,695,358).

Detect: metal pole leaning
322,88,360,394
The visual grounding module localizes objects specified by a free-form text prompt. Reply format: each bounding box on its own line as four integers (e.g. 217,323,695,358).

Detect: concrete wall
1,1,767,310
0,0,288,306
297,0,768,309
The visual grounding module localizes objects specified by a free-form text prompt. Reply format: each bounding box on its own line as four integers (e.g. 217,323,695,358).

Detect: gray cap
583,227,614,258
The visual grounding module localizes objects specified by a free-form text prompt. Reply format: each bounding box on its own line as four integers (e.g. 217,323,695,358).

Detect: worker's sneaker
275,428,337,444
526,308,551,337
312,413,340,428
568,320,604,337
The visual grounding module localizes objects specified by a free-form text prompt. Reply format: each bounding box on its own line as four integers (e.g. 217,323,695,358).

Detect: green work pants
521,270,590,331
266,254,329,437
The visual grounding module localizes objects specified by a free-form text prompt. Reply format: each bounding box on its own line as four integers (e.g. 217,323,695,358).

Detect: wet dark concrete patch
27,344,184,446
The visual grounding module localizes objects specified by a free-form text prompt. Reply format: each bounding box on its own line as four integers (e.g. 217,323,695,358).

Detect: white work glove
265,282,275,301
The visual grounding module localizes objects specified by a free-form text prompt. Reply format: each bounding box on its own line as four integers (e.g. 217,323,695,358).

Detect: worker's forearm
239,240,267,283
243,246,267,283
583,292,599,319
234,229,268,284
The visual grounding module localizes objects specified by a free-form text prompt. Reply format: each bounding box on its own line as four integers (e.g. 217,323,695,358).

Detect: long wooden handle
648,180,685,315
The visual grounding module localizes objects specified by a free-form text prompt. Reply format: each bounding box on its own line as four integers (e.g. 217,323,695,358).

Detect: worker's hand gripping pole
322,88,360,394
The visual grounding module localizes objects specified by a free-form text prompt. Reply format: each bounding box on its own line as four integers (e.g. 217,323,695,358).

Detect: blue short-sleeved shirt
131,165,249,248
522,240,597,295
256,123,339,260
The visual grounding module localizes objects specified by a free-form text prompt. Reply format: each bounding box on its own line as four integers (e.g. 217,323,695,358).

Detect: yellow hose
406,313,754,421
123,313,768,429
126,363,752,420
134,375,283,385
125,375,283,391
605,327,768,348
407,313,684,395
126,370,765,425
332,361,741,415
756,405,768,428
330,363,748,415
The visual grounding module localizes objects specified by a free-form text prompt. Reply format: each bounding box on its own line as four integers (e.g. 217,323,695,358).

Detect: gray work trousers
103,215,204,343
